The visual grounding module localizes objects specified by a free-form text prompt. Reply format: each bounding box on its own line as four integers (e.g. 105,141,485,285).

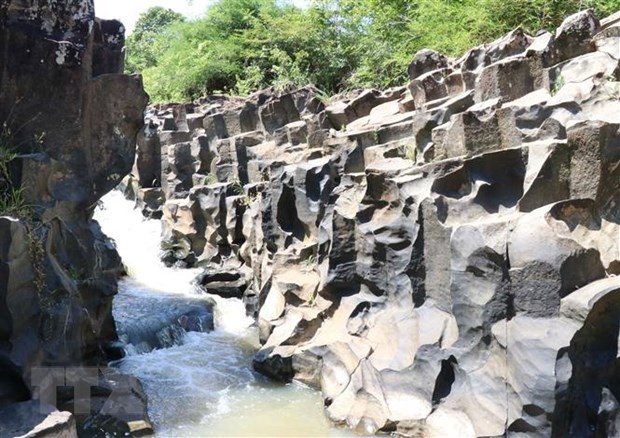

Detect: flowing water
94,191,352,437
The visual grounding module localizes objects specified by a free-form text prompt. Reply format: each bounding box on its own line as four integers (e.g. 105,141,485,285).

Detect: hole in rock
431,355,457,405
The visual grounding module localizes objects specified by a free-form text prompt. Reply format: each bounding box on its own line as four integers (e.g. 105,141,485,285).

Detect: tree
127,0,620,102
125,7,185,73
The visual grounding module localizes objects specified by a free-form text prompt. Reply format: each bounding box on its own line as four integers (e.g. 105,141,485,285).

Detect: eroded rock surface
124,9,619,437
0,0,150,434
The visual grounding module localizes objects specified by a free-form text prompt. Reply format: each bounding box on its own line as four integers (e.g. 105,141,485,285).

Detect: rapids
94,191,351,437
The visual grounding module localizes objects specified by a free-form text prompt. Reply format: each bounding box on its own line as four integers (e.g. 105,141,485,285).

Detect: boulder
0,401,77,438
408,49,450,80
554,9,601,63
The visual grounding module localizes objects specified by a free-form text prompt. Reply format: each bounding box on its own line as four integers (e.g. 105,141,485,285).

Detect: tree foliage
125,7,185,73
127,0,620,102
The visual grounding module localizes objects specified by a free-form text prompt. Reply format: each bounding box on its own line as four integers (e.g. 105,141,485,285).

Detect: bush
128,0,620,101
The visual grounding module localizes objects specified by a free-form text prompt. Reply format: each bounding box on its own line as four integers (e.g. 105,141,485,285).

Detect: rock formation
0,0,149,435
125,9,620,437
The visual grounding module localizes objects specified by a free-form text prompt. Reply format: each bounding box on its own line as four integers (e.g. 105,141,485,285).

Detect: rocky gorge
123,8,620,437
0,1,620,438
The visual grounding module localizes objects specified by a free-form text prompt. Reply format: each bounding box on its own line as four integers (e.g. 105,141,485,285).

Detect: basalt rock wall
0,0,149,435
127,9,620,437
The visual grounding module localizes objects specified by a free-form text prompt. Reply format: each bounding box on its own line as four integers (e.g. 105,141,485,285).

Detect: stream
94,191,351,437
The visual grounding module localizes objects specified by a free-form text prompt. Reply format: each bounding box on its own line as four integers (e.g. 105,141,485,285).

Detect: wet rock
60,369,153,437
195,270,248,299
136,188,165,219
0,400,77,438
113,288,214,353
597,388,620,437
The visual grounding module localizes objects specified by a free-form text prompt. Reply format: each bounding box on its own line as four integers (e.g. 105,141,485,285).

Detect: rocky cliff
126,9,620,437
0,0,149,435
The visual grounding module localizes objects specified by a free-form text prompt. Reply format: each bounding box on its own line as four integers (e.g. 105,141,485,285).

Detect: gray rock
326,101,357,130
0,3,151,434
554,10,601,63
474,56,544,103
0,401,77,438
136,120,162,188
408,49,450,81
409,69,450,108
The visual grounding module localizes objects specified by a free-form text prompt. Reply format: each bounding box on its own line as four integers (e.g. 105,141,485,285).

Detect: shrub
128,0,619,101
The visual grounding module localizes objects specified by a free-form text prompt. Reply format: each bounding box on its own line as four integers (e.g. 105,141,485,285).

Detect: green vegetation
405,144,418,162
0,123,27,218
126,0,620,102
604,72,620,99
229,177,245,196
551,74,566,96
125,6,185,73
0,187,30,217
0,109,46,296
0,147,17,189
204,173,219,185
0,114,44,219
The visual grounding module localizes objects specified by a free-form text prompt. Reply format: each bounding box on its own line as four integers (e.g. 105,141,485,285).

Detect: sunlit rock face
0,0,149,434
125,8,620,438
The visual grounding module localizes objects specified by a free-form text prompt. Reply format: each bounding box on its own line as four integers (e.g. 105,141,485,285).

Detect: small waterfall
94,190,201,294
94,190,350,437
95,190,224,354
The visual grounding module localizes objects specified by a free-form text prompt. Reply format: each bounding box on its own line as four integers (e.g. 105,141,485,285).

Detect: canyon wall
128,9,620,437
0,0,149,435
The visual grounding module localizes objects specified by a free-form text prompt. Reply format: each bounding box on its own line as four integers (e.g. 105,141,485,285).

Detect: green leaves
0,186,31,219
125,7,185,73
131,0,353,101
127,0,619,102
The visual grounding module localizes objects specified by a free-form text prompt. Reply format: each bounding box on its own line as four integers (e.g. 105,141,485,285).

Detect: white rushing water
94,191,352,437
